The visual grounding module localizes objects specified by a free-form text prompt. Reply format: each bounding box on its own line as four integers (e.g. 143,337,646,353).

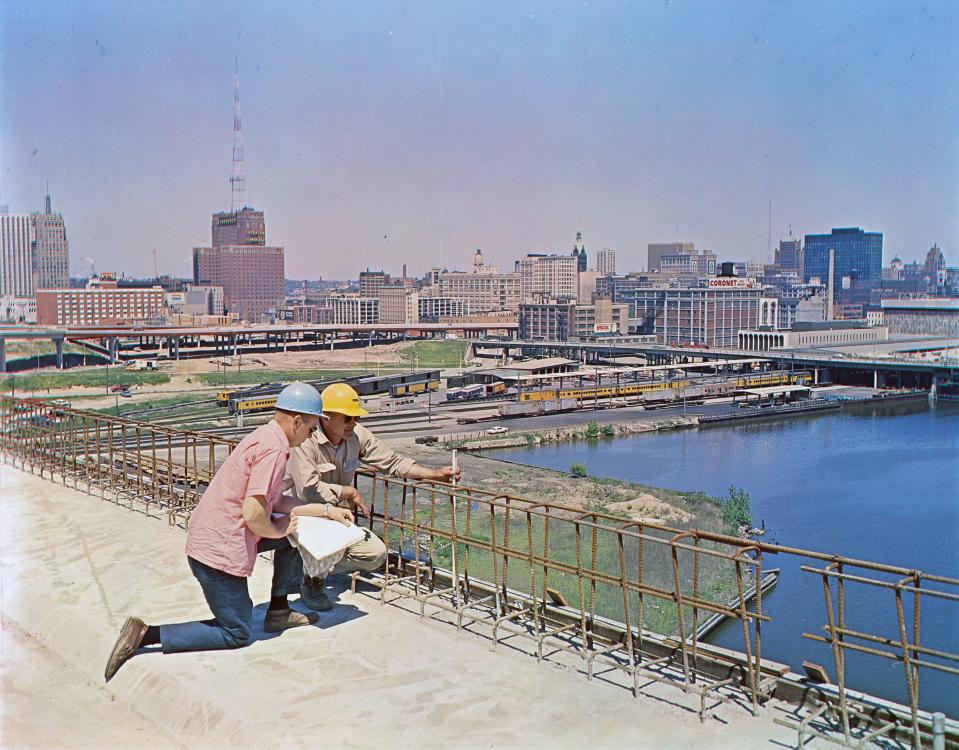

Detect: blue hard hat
275,382,324,416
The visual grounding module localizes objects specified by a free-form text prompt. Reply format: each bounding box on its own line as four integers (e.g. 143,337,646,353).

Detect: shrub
569,462,588,478
721,485,752,532
584,420,600,438
600,423,615,438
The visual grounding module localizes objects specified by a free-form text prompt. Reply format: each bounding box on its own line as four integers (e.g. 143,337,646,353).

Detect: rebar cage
2,396,955,748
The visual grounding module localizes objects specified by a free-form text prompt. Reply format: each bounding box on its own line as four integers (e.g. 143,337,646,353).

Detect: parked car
109,384,129,393
415,435,439,445
486,426,509,435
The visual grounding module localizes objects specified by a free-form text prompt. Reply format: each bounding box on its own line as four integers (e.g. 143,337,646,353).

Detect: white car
486,426,509,435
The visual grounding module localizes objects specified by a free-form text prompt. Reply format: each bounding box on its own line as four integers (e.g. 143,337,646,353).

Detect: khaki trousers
331,530,388,575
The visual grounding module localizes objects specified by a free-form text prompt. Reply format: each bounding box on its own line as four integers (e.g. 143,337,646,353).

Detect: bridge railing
1,394,956,748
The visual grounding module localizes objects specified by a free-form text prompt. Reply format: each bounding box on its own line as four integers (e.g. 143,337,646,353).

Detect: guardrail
1,394,956,748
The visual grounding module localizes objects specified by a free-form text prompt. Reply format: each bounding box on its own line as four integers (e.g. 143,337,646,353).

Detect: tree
569,462,588,478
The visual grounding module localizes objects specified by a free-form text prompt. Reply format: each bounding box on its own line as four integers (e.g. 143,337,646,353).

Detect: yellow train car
519,379,693,403
233,396,280,414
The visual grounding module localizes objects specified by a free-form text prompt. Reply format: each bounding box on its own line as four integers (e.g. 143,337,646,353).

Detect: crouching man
286,382,460,610
104,382,352,682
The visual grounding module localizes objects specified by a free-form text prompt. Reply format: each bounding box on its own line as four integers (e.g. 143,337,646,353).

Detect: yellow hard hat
321,382,368,417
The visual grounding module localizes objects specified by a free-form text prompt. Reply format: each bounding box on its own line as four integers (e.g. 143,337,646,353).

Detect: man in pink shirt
104,383,353,682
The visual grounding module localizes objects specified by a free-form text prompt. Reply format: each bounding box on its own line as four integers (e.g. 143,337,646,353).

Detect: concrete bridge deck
0,466,801,749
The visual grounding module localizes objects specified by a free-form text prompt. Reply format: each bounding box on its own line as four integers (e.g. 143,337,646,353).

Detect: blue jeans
160,537,304,654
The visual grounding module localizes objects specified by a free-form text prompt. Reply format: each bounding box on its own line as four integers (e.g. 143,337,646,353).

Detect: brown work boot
104,616,148,682
264,608,318,633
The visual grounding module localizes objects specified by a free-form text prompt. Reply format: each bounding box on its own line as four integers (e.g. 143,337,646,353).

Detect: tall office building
0,211,36,297
775,236,803,276
596,247,616,276
517,253,578,301
192,236,284,321
211,208,265,247
572,231,587,272
803,227,882,302
647,242,695,272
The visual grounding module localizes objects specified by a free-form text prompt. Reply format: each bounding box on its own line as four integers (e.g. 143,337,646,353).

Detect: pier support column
55,338,64,369
172,337,180,360
109,338,119,363
0,337,5,373
231,335,238,357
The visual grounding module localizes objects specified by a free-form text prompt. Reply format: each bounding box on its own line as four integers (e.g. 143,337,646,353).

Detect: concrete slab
1,465,802,749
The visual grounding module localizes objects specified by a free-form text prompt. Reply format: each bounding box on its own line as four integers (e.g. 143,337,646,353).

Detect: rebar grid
2,396,956,745
1,396,234,526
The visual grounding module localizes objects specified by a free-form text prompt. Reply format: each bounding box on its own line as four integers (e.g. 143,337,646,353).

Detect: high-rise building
34,192,70,289
775,236,803,276
377,285,418,324
572,231,587,272
359,270,391,297
517,253,578,301
924,243,946,289
648,242,694,272
803,227,882,302
620,280,774,347
211,208,266,247
596,247,616,276
0,212,35,298
192,240,284,322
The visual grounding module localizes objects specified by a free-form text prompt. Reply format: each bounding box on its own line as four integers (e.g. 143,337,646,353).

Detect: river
495,399,959,715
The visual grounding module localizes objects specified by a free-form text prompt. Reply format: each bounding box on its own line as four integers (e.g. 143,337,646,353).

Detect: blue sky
1,0,956,280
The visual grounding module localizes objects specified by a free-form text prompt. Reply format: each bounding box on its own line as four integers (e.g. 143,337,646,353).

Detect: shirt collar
266,418,290,451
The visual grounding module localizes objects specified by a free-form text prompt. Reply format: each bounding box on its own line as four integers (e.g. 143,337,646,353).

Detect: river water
496,400,959,715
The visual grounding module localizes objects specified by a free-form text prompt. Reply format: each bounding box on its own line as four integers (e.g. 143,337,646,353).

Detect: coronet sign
708,277,756,288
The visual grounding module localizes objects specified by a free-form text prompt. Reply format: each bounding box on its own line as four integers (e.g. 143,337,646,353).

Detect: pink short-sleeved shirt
185,420,290,577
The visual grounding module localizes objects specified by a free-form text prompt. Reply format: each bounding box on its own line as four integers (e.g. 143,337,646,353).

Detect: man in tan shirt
286,382,459,610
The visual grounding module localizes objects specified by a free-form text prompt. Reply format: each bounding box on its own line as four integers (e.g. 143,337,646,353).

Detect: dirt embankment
399,441,715,528
446,415,700,452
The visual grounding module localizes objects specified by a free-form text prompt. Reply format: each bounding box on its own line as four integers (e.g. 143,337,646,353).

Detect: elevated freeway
472,338,959,390
0,320,518,371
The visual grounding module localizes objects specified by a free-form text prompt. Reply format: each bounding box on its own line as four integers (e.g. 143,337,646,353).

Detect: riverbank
444,388,930,451
488,398,958,714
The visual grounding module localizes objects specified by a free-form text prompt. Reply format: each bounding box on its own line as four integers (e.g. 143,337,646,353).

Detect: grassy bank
190,367,399,388
385,446,754,637
1,368,169,393
399,339,468,368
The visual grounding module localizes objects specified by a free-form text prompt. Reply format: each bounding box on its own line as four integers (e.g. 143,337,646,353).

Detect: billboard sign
708,277,756,289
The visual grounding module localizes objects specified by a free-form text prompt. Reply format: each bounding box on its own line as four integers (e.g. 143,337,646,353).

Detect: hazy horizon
1,0,956,280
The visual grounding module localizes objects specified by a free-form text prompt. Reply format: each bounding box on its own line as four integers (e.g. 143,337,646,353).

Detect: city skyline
1,1,956,280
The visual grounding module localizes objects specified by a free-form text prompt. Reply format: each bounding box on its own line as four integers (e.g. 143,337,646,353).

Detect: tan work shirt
285,423,417,503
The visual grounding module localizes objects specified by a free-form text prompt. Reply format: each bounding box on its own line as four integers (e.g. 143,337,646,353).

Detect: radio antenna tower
229,57,248,212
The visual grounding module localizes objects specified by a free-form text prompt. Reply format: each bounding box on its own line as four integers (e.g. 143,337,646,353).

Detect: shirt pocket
344,458,362,474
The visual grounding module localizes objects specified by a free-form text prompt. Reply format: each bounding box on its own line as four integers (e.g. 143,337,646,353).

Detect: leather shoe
264,608,318,633
300,576,333,611
104,616,148,682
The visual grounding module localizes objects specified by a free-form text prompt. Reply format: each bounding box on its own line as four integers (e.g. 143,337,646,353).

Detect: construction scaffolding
1,395,956,749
